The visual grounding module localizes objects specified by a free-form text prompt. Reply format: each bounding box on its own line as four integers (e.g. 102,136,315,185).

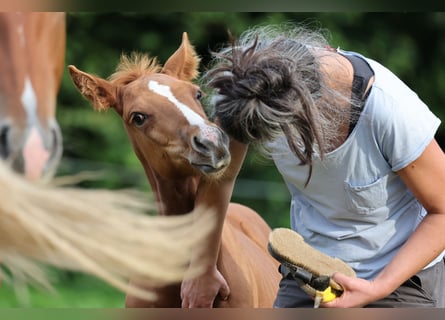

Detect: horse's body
216,203,280,307
0,12,65,180
69,33,280,307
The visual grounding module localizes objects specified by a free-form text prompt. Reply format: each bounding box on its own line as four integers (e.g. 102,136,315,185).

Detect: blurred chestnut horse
0,12,65,180
68,33,280,307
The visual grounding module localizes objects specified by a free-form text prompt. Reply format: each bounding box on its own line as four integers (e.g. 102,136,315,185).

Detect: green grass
0,271,126,308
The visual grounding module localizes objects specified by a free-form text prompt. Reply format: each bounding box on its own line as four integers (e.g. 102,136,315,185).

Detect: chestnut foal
69,32,279,307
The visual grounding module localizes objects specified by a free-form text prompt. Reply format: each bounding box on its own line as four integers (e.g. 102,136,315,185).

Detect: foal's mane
109,52,162,86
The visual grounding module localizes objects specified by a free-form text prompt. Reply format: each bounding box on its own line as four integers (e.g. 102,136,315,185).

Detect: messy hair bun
204,24,330,182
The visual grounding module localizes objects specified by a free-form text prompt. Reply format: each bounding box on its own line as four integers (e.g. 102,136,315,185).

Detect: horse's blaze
23,126,50,180
147,79,230,173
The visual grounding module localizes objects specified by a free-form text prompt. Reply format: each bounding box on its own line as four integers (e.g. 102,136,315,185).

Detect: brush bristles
268,228,356,278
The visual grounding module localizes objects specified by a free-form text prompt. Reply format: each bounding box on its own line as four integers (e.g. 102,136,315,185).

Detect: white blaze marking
148,80,223,145
148,80,206,126
17,24,25,47
20,77,49,179
21,77,38,121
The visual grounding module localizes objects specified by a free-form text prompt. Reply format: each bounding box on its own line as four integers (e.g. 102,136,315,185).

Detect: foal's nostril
0,125,10,159
192,135,211,154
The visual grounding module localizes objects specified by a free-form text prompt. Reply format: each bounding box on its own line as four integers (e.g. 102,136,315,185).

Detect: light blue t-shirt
267,53,442,280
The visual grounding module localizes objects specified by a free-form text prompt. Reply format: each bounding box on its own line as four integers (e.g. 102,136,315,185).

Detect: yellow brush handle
318,286,339,303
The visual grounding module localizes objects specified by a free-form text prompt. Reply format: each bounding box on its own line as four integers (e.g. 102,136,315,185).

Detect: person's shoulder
366,59,417,99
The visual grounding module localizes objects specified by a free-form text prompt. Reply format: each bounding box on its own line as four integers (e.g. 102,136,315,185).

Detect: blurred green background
1,12,444,307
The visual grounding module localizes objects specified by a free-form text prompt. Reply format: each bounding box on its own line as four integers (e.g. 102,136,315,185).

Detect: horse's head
0,13,65,181
69,32,230,180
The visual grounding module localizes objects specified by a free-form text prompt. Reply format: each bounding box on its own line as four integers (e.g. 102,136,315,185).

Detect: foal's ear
162,32,200,81
68,65,117,111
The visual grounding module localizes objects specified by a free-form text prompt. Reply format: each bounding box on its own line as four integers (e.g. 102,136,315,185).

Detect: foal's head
69,33,230,180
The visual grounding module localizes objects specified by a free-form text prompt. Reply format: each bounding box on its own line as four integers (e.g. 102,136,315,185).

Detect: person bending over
181,23,445,308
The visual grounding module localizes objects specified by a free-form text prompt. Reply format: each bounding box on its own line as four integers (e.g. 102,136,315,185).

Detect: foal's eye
130,112,148,127
196,90,202,100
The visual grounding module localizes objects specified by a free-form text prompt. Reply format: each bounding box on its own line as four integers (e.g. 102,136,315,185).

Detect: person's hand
180,266,230,308
321,272,387,308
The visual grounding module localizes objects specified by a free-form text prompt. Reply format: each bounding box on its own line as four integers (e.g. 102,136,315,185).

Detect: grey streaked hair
203,23,356,185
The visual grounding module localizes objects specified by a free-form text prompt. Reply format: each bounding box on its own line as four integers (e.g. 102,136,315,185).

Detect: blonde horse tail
0,161,215,302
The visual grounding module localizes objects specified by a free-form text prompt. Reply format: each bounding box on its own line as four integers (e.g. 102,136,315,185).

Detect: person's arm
324,139,445,308
180,138,249,308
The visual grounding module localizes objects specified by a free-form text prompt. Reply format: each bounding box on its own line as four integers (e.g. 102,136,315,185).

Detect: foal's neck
146,169,199,216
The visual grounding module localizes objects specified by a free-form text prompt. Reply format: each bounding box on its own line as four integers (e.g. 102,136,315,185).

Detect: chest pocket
344,175,389,215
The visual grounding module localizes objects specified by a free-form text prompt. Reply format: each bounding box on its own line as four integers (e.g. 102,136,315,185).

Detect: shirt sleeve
372,84,441,172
